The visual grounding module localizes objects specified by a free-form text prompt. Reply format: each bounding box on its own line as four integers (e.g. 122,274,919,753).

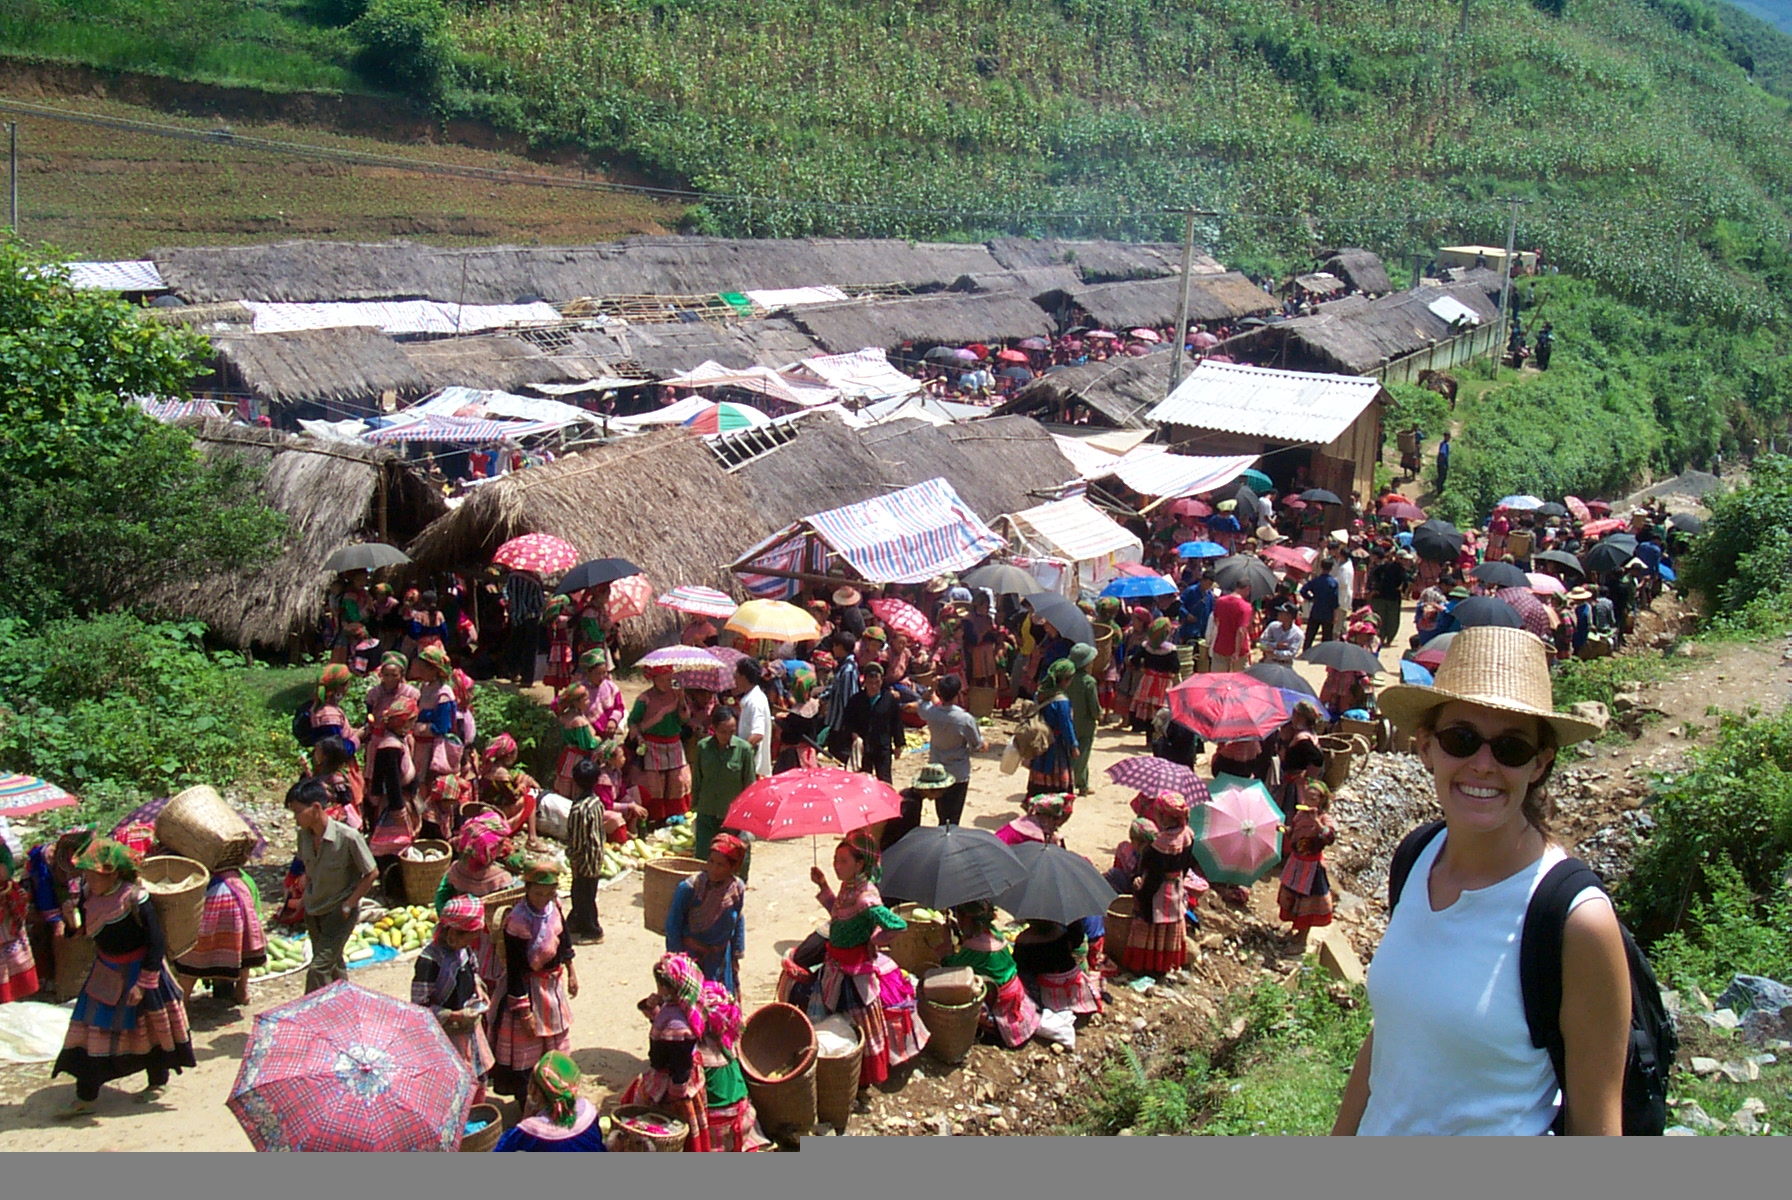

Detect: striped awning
802,477,1004,584
134,397,226,423
361,415,555,444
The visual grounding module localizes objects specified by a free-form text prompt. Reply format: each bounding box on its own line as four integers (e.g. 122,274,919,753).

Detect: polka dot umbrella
491,533,580,576
723,767,905,863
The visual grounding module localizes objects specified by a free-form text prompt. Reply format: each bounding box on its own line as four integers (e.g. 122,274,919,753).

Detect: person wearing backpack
1332,625,1640,1136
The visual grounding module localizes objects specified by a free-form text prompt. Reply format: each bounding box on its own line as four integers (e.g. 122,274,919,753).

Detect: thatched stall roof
146,421,448,649
401,332,621,394
406,430,770,653
152,238,1009,305
1319,248,1393,295
732,413,897,524
993,351,1189,428
1223,283,1500,376
1059,271,1277,330
855,415,1078,518
950,265,1084,301
984,238,1220,282
594,318,819,375
212,328,427,411
141,300,254,329
789,292,1054,354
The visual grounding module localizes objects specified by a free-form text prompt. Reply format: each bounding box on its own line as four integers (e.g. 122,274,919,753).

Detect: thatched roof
598,318,819,375
950,266,1085,301
992,352,1187,428
212,328,427,411
1058,271,1277,331
146,421,448,649
854,416,1077,518
401,332,621,394
789,292,1054,354
406,430,772,653
1224,283,1501,376
984,238,1219,282
732,413,898,525
1319,248,1393,295
141,300,253,328
152,238,1010,305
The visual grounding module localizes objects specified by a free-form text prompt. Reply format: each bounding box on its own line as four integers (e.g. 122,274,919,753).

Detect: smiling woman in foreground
1332,626,1631,1136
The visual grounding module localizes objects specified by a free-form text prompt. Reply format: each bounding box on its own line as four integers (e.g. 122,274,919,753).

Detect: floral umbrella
1189,775,1284,886
492,533,580,575
1563,496,1593,523
638,646,727,672
867,597,935,646
1170,498,1213,520
605,572,653,622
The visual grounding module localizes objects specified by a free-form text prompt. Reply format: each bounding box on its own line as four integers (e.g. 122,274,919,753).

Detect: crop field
0,94,683,258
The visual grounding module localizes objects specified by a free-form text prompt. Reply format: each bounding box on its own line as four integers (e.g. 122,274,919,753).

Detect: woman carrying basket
412,894,494,1101
697,979,773,1151
172,863,267,1007
488,860,578,1099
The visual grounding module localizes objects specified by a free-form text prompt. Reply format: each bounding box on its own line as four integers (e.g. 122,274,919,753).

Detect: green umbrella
1241,469,1274,493
1189,775,1285,886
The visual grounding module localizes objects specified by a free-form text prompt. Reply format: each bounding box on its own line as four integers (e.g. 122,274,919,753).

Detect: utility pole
8,123,16,233
1167,208,1218,396
1460,0,1471,40
1497,197,1522,352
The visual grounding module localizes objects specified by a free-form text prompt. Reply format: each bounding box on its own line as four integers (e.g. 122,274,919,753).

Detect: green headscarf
531,1051,582,1127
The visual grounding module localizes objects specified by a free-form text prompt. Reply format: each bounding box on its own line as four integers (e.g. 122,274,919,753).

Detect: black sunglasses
1432,724,1541,768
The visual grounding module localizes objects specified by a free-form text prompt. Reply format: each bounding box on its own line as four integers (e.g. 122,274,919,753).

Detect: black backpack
291,700,322,748
1386,820,1676,1136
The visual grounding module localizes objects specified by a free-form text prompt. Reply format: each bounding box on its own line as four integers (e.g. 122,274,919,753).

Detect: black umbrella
998,366,1033,381
1535,502,1569,518
1245,662,1319,697
1299,488,1343,506
880,825,1028,911
1533,549,1586,577
322,542,410,573
1582,534,1639,576
962,564,1045,596
1302,641,1384,675
923,346,961,362
1668,512,1703,534
555,557,644,594
1470,561,1531,589
993,842,1117,925
1023,592,1095,646
1233,485,1262,527
1211,555,1278,601
1411,519,1464,563
1449,595,1523,630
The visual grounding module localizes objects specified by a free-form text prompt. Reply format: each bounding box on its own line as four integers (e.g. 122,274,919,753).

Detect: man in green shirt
1067,642,1102,795
690,706,758,882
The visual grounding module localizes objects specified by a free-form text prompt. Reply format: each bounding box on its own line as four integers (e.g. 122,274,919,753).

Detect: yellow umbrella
724,599,820,643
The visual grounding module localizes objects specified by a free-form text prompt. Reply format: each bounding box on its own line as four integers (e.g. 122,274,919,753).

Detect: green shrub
1649,855,1792,995
352,0,450,93
473,685,560,784
1681,453,1792,618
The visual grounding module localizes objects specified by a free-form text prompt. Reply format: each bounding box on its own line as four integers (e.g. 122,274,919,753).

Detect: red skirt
1120,918,1186,975
1131,668,1175,719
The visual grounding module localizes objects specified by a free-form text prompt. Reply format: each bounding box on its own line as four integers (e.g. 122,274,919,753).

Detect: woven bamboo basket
887,904,947,977
1104,895,1134,960
1318,734,1357,790
54,932,97,999
1337,716,1390,753
813,1022,864,1132
611,1105,689,1153
1093,628,1115,675
479,883,525,920
918,984,981,1065
965,685,999,719
458,1103,504,1152
642,856,704,934
138,855,209,962
399,840,453,906
739,1002,817,1146
156,785,257,872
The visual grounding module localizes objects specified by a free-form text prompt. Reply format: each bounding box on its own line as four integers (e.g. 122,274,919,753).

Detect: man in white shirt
1258,603,1305,664
734,660,774,778
1332,545,1358,638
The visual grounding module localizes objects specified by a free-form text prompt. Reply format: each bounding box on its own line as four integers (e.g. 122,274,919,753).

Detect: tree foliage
0,239,284,625
1680,451,1792,619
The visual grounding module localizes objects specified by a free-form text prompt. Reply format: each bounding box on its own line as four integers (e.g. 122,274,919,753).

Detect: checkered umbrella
227,981,474,1152
657,585,739,620
491,533,580,575
868,597,935,646
1104,756,1211,805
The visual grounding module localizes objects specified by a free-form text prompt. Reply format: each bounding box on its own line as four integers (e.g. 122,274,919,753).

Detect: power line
0,96,1556,232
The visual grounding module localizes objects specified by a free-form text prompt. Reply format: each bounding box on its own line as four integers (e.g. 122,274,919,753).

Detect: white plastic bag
1033,1007,1076,1049
999,738,1022,775
535,791,572,841
0,1001,73,1064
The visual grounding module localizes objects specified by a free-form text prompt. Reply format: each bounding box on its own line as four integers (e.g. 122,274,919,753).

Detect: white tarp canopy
529,378,650,396
405,386,600,428
662,361,839,408
1002,496,1142,594
855,393,986,427
785,348,922,402
1426,295,1484,325
240,300,561,337
744,285,849,309
67,261,166,292
608,396,716,429
1079,443,1259,500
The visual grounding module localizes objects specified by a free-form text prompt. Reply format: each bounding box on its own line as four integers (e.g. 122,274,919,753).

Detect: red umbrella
1129,328,1162,343
1581,518,1627,538
1563,495,1592,523
965,343,990,360
1189,331,1221,349
492,533,580,575
1262,544,1317,575
1112,560,1164,577
1410,631,1458,671
1495,586,1555,643
1586,499,1612,514
1282,496,1308,509
724,768,903,841
868,597,935,646
1170,498,1213,520
1085,330,1118,341
227,981,475,1152
1378,499,1427,522
994,348,1030,364
1105,756,1211,805
605,572,653,622
1166,673,1291,741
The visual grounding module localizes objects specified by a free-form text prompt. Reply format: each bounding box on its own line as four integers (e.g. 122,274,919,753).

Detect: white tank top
1358,834,1607,1136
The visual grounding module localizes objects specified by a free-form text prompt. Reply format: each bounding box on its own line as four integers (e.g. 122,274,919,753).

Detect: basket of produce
887,904,948,977
642,856,705,933
155,785,258,872
812,1015,863,1132
399,840,453,906
609,1105,689,1153
739,1002,817,1146
458,1103,504,1152
138,855,209,961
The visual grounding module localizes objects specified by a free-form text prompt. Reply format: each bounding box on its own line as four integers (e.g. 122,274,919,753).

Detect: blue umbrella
1280,689,1330,721
1178,540,1229,559
1241,469,1274,492
1100,574,1177,599
1658,562,1676,582
1399,660,1435,686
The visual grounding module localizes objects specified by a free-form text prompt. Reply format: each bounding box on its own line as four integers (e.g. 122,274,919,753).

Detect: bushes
1680,453,1792,621
1649,855,1792,995
352,0,451,94
474,685,560,784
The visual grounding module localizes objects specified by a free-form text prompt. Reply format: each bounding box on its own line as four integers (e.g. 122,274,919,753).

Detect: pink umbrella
1378,499,1428,522
706,646,753,671
656,585,738,620
1495,586,1555,643
638,646,726,672
1085,330,1118,341
1125,344,1152,356
1017,337,1050,351
1170,498,1212,520
492,533,580,575
1582,518,1627,538
1527,572,1567,595
1563,496,1592,524
868,597,935,646
1129,328,1161,343
1112,561,1164,577
605,572,653,622
1189,775,1285,886
1262,544,1317,575
994,348,1030,365
1188,331,1221,349
1203,354,1236,364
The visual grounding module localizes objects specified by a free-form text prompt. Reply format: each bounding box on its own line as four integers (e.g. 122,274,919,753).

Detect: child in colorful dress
552,683,601,797
1122,792,1196,975
488,860,577,1099
0,841,39,1003
411,895,493,1101
1277,782,1337,940
697,979,773,1151
543,597,575,691
493,1051,607,1152
618,952,712,1152
938,900,1041,1048
172,865,266,1006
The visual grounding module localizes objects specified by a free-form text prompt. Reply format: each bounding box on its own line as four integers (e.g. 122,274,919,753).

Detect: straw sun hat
1377,625,1605,745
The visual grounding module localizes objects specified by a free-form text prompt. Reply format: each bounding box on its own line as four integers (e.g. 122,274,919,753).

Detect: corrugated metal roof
1145,361,1383,444
1007,496,1141,563
67,261,166,291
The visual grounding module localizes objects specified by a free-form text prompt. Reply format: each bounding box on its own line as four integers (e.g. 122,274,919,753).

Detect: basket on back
155,785,256,872
138,855,210,961
642,857,705,933
739,1002,817,1146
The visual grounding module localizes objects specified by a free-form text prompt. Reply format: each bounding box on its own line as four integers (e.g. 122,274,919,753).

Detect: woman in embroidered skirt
808,831,909,1090
552,683,602,798
1278,781,1337,936
938,900,1041,1048
310,663,360,754
171,865,266,1006
617,952,712,1152
1130,618,1181,734
51,839,195,1118
488,860,577,1099
1122,793,1196,975
411,895,493,1100
664,834,747,994
366,694,421,900
1026,660,1079,793
628,665,692,824
364,651,419,731
434,814,514,991
697,979,773,1151
1012,919,1102,1017
0,841,40,1003
579,648,626,738
542,597,576,691
411,645,458,803
494,1051,607,1152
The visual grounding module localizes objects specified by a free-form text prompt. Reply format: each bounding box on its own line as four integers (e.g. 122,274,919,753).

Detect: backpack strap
1385,819,1447,912
1519,856,1607,1133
